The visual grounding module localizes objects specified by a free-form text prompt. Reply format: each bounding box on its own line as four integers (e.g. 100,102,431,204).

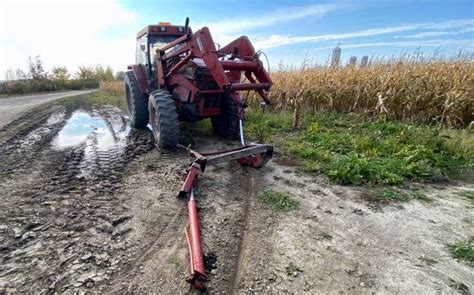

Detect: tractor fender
131,65,148,94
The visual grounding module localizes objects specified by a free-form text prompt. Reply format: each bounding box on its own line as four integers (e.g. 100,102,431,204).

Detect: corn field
102,59,473,128
99,80,124,97
249,60,473,128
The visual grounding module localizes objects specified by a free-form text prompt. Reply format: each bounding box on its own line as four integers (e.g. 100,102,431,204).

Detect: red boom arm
155,27,272,104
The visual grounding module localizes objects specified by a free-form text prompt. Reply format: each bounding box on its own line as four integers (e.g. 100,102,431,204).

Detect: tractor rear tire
211,94,240,139
124,71,149,128
148,90,180,149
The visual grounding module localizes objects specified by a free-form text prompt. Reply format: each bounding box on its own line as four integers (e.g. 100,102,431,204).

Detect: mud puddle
51,110,132,181
52,111,130,150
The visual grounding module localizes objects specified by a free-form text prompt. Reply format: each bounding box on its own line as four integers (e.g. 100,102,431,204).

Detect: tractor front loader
124,17,273,290
125,17,271,148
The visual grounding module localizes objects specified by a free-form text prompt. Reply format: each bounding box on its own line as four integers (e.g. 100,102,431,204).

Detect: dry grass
248,60,473,128
99,80,123,96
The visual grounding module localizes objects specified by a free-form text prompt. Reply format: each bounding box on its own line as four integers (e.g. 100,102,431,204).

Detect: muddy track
0,96,277,294
2,96,472,294
107,200,187,293
0,105,69,177
0,101,160,292
103,152,271,294
228,167,255,293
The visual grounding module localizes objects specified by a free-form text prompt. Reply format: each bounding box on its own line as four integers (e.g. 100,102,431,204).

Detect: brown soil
0,99,472,294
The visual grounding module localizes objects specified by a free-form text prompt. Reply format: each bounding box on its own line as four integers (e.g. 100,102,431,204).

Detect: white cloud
202,3,347,50
0,0,138,76
311,39,474,51
253,19,474,49
394,27,474,39
203,3,342,35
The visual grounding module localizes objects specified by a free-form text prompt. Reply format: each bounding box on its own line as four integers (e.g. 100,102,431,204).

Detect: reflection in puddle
52,110,132,179
52,111,130,150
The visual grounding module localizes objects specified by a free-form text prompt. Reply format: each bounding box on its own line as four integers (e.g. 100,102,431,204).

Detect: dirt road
0,90,96,128
0,96,472,294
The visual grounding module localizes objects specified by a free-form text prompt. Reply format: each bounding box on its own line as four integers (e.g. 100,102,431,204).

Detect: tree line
4,56,125,82
1,56,126,95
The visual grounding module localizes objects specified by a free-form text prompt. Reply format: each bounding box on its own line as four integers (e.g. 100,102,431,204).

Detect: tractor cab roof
136,22,191,39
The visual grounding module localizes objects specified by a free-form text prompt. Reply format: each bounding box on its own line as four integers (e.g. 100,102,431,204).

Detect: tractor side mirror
140,44,146,51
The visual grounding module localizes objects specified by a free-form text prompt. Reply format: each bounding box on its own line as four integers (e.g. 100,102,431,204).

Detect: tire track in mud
106,153,268,294
213,167,276,294
228,167,255,294
102,149,194,294
0,105,69,177
0,102,159,293
40,127,155,196
108,207,188,293
192,163,271,294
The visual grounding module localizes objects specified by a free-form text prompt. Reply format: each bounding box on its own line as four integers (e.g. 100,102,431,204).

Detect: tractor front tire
148,90,180,149
211,95,240,139
124,71,149,128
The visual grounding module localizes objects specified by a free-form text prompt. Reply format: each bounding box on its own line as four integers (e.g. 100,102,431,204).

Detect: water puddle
52,111,130,150
51,110,132,179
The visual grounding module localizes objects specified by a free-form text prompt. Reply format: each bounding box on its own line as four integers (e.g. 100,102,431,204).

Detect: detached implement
125,17,273,290
178,143,273,290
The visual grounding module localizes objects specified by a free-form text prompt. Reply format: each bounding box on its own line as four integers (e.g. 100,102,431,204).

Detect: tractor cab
135,22,190,67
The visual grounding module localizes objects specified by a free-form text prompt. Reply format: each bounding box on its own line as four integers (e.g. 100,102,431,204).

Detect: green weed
244,110,293,142
245,111,472,185
448,237,474,265
457,191,474,204
259,190,299,212
363,188,433,203
285,262,303,277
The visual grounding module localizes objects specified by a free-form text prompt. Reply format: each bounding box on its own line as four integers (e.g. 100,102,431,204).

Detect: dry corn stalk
248,60,473,128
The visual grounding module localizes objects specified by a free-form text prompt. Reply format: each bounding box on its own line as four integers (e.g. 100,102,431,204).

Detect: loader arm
155,27,272,104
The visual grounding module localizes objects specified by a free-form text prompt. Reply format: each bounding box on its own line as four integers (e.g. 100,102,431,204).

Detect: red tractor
124,18,272,149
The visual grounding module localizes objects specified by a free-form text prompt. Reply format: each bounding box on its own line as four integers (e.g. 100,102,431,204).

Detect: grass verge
245,110,473,186
259,189,299,212
58,90,127,111
448,237,474,265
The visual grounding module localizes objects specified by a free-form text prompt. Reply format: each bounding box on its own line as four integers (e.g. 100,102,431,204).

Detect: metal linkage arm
177,143,273,291
185,189,207,290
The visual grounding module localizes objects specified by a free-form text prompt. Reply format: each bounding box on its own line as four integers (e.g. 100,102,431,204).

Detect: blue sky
0,0,473,76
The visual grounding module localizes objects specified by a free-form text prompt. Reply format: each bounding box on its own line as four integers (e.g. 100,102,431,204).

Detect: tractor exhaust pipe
184,16,190,35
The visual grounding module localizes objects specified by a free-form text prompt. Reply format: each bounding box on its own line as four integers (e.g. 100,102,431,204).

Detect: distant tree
51,67,70,88
5,69,15,81
27,55,48,80
93,65,114,81
103,66,114,82
51,66,70,82
76,66,96,80
15,68,28,80
115,71,125,81
94,65,105,80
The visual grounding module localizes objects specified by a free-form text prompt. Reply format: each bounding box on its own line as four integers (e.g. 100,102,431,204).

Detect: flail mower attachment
177,143,273,290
